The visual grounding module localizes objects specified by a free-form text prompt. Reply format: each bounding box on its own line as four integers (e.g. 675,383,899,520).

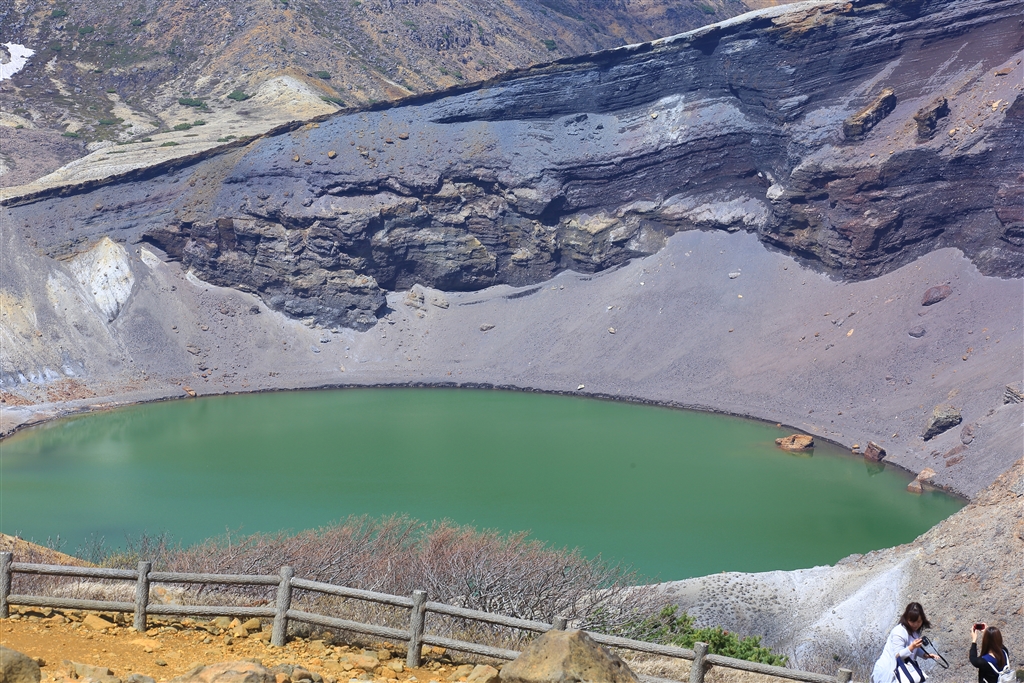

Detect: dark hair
981,627,1006,668
899,602,931,631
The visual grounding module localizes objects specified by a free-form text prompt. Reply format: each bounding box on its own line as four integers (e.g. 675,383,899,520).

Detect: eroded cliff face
3,0,1022,330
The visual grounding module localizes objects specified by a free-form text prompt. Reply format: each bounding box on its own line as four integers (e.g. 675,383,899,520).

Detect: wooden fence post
0,552,12,619
272,566,294,647
406,590,427,668
134,561,152,632
837,669,852,683
552,616,567,630
690,641,708,683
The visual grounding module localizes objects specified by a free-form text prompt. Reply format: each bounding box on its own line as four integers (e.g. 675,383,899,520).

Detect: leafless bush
77,516,658,644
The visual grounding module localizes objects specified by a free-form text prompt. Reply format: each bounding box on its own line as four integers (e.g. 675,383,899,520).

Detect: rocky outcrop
500,630,639,683
0,647,41,683
2,0,1022,330
776,434,814,451
843,88,897,140
923,404,962,440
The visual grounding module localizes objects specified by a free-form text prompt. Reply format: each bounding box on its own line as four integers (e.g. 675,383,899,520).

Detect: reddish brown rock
921,285,952,306
863,441,887,461
775,434,814,451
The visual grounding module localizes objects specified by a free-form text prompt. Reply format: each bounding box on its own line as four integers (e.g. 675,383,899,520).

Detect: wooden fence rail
0,552,853,683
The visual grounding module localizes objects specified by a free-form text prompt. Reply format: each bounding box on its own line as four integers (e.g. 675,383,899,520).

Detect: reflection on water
0,389,962,580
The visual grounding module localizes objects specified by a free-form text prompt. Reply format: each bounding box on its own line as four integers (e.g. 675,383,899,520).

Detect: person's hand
911,638,924,650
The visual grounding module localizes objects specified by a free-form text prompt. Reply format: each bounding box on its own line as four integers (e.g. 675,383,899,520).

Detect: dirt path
1,608,462,683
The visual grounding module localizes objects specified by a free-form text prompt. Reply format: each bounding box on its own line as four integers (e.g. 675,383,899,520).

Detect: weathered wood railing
0,552,853,683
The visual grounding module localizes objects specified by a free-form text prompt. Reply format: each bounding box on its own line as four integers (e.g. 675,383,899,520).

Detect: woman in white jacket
871,603,938,683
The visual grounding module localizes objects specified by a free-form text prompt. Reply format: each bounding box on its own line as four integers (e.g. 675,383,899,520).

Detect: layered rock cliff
3,0,1022,332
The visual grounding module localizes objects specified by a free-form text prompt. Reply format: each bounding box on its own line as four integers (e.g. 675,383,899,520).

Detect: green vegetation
699,3,716,13
131,19,144,26
320,95,345,105
140,137,153,142
351,0,361,6
215,135,237,142
314,70,331,79
98,118,120,125
78,25,95,35
106,88,117,93
192,119,207,126
173,123,192,131
617,606,788,666
543,39,557,51
178,97,208,109
159,141,178,146
227,89,251,101
402,20,418,29
14,124,25,129
50,9,68,18
50,44,63,52
61,131,79,138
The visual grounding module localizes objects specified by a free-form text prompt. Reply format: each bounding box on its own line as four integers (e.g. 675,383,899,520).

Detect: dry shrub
21,516,661,650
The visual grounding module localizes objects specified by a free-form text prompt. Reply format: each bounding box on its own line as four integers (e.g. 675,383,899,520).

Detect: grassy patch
227,89,251,101
97,118,121,125
61,131,79,138
314,70,331,79
50,9,68,18
159,141,178,147
131,19,143,26
50,44,63,52
140,137,153,142
173,123,192,131
105,88,117,93
543,39,557,51
320,95,345,106
699,3,716,13
192,119,207,126
178,97,208,108
402,20,417,29
78,25,95,35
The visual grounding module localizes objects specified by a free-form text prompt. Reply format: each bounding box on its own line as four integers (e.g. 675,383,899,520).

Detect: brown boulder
863,441,887,461
775,434,814,451
499,630,638,683
1,647,41,683
170,662,276,683
921,285,952,306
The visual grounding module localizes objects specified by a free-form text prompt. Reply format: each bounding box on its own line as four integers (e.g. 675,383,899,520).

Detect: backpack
983,650,1013,683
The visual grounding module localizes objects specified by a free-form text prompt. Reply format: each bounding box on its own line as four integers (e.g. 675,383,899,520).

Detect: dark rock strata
3,0,1022,329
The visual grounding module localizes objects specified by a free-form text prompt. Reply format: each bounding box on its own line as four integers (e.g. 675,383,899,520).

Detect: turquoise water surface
0,389,962,579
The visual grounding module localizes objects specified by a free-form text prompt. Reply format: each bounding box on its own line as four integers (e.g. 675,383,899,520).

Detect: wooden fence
0,552,853,683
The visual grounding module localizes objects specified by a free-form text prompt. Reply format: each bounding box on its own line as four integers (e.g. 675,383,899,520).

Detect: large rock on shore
776,434,814,452
499,630,638,683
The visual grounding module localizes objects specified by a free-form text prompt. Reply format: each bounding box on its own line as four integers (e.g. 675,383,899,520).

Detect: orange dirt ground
0,608,468,683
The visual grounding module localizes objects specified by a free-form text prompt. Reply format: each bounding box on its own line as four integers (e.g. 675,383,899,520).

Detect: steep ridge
0,0,757,159
3,0,1021,331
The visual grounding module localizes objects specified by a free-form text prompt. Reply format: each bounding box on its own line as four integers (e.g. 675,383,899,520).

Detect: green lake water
0,389,962,580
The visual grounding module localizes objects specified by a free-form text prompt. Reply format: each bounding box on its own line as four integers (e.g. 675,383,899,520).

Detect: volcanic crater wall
3,0,1022,330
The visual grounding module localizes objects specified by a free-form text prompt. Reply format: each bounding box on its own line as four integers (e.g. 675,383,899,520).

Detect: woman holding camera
969,624,1011,683
871,603,939,683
